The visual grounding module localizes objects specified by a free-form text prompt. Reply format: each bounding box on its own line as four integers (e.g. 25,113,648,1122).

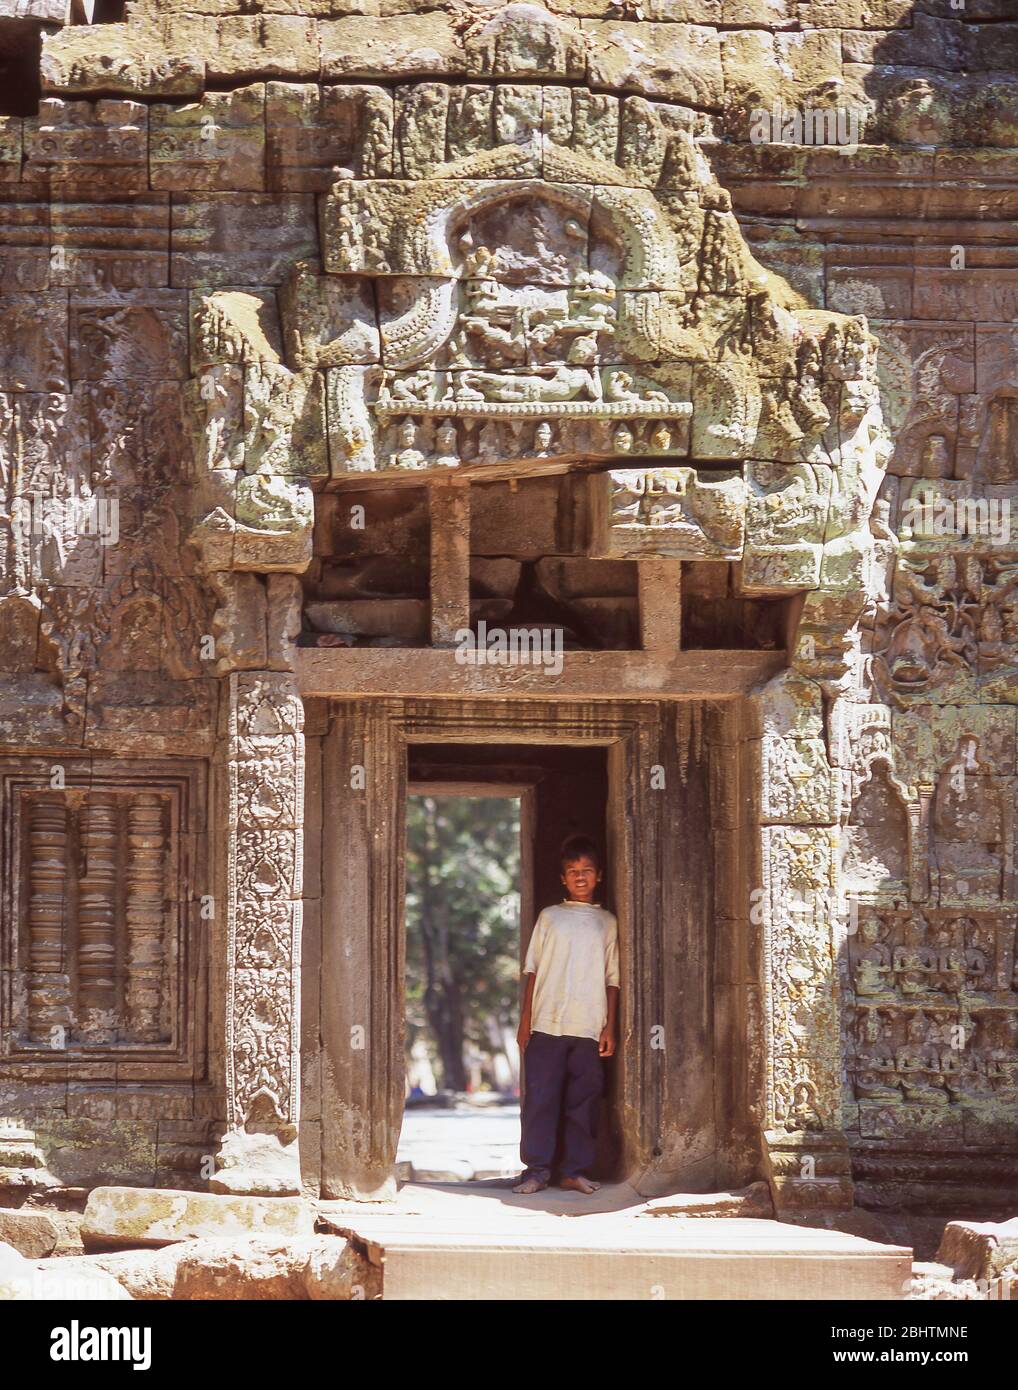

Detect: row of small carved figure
380,414,686,467
850,1059,1017,1103
850,948,1013,999
850,1005,1018,1104
848,1003,1018,1100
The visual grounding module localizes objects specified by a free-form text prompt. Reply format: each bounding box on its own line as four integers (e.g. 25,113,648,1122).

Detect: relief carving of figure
395,418,427,469
896,1013,950,1104
851,916,895,999
458,334,603,403
854,1009,902,1103
873,555,979,702
891,913,938,997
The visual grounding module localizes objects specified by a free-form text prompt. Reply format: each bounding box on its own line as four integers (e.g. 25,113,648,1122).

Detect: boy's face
561,854,601,903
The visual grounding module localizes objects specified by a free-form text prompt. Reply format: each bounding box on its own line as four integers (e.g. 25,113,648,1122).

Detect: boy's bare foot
512,1176,548,1195
559,1175,600,1194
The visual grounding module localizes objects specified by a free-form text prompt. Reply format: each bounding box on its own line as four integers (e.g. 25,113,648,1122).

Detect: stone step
332,1213,912,1301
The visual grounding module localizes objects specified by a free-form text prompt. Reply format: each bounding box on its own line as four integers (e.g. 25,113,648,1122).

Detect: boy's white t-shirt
523,900,620,1042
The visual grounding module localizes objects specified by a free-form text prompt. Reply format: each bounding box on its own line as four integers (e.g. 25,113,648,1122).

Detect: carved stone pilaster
212,670,304,1195
748,671,857,1212
187,281,313,1191
758,821,854,1213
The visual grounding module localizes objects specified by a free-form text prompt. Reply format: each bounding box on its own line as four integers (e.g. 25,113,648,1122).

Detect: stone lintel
296,648,785,699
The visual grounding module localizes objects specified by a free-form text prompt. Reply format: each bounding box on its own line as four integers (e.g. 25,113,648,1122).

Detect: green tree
405,795,520,1092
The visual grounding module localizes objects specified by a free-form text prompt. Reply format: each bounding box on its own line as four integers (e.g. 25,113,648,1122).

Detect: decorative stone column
215,666,306,1195
746,332,892,1216
188,293,317,1195
747,671,854,1214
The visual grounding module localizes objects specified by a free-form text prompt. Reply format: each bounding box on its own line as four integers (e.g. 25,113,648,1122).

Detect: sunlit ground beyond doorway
399,793,523,1183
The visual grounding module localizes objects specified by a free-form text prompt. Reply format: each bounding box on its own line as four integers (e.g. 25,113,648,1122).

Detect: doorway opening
399,789,522,1183
398,742,618,1186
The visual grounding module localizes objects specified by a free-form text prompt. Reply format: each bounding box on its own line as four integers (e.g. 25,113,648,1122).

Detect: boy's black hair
559,834,602,872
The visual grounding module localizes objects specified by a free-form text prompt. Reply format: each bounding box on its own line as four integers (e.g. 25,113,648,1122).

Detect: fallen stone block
44,1235,378,1300
0,1208,59,1258
81,1187,315,1251
936,1218,1018,1280
908,1261,988,1301
0,1240,131,1301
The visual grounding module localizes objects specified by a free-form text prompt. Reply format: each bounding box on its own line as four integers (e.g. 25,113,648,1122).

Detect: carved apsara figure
851,916,895,999
854,1009,902,1103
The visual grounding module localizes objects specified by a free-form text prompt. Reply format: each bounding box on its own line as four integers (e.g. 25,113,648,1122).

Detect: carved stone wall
0,0,1015,1212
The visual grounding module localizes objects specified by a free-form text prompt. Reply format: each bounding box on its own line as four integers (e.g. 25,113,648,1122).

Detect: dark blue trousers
520,1031,603,1182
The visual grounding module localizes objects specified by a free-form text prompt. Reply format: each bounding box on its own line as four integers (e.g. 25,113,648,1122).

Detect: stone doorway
401,744,619,1184
312,697,718,1201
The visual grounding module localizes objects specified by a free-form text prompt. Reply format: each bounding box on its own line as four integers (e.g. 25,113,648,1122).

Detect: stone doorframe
316,696,685,1201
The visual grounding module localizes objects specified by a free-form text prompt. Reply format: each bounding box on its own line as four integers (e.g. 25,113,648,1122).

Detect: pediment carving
185,89,891,602
316,129,885,480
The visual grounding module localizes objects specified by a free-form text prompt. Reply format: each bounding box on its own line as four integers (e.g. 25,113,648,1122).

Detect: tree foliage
405,795,521,1091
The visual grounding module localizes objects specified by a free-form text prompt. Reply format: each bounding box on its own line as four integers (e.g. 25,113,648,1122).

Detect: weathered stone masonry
0,0,1016,1215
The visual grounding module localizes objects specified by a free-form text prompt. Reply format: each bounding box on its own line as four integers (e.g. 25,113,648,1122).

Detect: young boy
513,836,619,1196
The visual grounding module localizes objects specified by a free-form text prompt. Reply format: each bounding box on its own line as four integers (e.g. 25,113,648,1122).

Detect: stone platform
320,1183,913,1301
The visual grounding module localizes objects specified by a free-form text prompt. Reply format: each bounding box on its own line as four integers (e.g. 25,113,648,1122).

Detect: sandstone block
0,116,22,183
842,14,966,71
466,4,588,77
827,265,912,319
171,193,318,287
719,27,845,140
40,20,206,98
244,362,328,476
0,291,69,391
49,192,170,292
319,14,467,81
914,268,1018,324
23,98,147,190
0,1208,59,1257
212,15,320,82
151,87,266,193
937,1218,1018,1281
721,0,791,21
279,262,379,369
81,1186,315,1250
0,188,49,290
266,82,392,189
0,1240,131,1300
51,1234,376,1300
69,289,189,383
585,21,724,108
190,289,283,373
0,1,69,19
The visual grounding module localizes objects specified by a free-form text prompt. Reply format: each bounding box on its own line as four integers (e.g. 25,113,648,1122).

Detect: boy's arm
518,913,545,1052
517,972,536,1051
600,917,621,1057
600,986,620,1057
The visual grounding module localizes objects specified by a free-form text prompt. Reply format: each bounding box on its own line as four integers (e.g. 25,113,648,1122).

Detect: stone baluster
26,793,71,1047
124,791,168,1043
76,791,119,1045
